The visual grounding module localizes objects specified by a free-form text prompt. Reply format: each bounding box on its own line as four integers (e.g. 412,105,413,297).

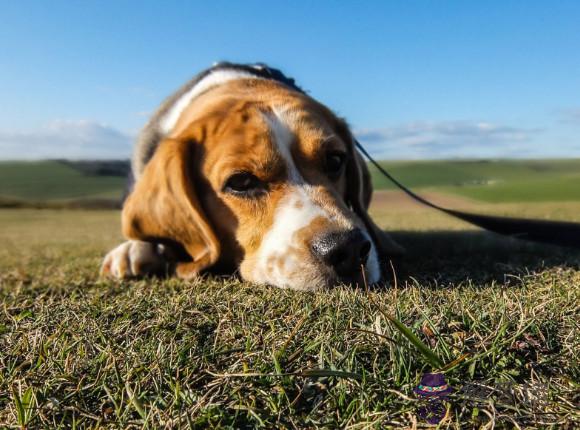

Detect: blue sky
1,1,579,159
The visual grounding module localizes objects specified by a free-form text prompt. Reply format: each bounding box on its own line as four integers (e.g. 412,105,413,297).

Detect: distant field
0,159,578,206
0,161,125,202
369,159,580,202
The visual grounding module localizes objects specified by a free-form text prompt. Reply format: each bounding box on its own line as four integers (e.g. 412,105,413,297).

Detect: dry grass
1,200,579,428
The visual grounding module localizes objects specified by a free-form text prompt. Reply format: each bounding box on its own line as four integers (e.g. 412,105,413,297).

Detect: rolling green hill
0,159,578,205
0,160,126,202
368,159,580,202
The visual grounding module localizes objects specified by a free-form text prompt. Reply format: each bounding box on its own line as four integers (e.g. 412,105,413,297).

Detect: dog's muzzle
311,228,372,283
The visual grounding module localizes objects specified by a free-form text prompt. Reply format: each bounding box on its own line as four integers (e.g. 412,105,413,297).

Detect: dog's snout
311,229,371,279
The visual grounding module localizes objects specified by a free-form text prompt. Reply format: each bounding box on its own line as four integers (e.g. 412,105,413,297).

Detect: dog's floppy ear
338,121,405,258
122,137,220,279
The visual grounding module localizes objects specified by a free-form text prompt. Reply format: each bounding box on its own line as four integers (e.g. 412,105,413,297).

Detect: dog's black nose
311,228,371,279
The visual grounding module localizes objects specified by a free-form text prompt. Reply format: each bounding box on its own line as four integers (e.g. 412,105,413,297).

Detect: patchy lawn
0,203,579,428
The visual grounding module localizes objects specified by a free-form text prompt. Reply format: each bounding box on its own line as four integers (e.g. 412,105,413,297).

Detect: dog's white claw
100,240,168,279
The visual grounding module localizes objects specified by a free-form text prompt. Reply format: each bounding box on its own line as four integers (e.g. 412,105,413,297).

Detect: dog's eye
325,152,346,179
223,172,266,197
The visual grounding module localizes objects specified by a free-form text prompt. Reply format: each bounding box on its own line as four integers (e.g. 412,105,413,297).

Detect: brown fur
122,138,220,279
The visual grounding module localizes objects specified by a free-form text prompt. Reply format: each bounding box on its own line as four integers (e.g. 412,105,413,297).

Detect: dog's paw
100,240,171,279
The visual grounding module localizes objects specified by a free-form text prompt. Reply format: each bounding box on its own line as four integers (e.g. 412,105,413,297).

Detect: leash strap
355,141,580,248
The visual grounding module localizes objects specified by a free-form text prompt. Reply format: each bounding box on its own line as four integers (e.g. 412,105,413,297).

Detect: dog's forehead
267,105,341,155
174,80,345,177
174,79,341,148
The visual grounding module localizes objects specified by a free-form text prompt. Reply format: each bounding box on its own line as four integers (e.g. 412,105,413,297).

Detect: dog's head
123,78,401,290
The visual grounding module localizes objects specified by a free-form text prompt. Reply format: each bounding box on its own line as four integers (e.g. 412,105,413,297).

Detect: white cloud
557,108,580,125
0,118,574,161
354,120,542,159
0,120,133,160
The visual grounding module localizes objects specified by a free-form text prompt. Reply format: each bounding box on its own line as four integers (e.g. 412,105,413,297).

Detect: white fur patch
101,240,165,278
160,69,261,134
265,107,300,181
257,189,326,287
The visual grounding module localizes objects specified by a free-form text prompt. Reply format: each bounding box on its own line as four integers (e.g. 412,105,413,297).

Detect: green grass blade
125,382,147,421
385,314,445,370
11,387,25,426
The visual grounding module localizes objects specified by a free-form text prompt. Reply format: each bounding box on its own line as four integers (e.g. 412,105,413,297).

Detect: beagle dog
101,63,402,291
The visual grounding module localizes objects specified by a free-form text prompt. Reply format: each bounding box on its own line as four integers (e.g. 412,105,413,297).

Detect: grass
369,159,580,202
1,201,579,428
443,175,580,203
0,161,125,202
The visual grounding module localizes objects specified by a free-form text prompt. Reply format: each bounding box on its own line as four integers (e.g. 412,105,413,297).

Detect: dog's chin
275,269,383,291
240,260,382,292
241,265,334,292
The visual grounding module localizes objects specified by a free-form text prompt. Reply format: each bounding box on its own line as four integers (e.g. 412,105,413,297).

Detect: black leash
355,141,580,249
